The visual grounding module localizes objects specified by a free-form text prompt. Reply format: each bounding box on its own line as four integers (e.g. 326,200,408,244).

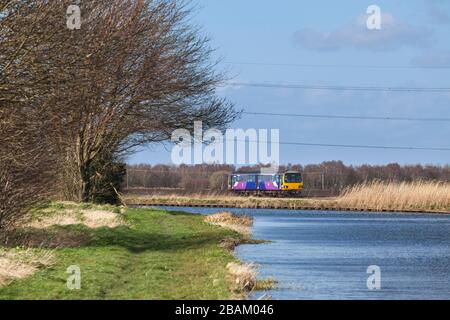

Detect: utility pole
321,172,325,190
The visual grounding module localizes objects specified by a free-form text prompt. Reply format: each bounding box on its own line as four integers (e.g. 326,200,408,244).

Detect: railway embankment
124,181,450,214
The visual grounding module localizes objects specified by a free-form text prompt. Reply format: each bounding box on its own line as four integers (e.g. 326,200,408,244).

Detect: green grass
0,207,242,300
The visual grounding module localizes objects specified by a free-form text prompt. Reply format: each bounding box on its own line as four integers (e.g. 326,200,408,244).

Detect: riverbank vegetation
0,203,262,299
338,181,450,213
205,212,253,235
125,181,450,214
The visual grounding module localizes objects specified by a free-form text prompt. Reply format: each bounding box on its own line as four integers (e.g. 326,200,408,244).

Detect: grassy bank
124,181,450,214
0,203,251,299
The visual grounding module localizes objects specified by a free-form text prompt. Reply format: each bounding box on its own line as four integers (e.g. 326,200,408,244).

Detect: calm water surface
151,206,450,300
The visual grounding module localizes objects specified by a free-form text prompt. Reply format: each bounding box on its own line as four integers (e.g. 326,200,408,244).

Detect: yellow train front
228,171,303,197
280,171,304,196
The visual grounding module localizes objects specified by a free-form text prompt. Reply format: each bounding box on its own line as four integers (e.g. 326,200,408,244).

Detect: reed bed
339,181,450,212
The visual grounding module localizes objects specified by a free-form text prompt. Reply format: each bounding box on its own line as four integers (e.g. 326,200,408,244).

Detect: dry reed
226,262,257,292
205,212,253,235
339,181,450,212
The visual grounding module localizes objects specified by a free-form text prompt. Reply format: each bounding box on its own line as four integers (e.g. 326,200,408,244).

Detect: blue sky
129,0,450,166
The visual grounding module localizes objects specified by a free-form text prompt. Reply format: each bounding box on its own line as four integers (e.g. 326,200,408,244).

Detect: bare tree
41,0,239,202
0,1,60,232
0,0,238,219
2,0,238,207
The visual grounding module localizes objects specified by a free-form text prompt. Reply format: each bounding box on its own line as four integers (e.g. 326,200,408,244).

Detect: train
228,171,303,196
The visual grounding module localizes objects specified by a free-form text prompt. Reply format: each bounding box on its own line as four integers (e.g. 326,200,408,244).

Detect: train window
232,174,262,183
284,173,302,183
244,175,256,183
232,175,258,183
259,175,275,182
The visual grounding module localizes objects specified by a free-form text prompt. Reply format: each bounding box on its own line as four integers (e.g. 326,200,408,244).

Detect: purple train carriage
228,171,303,197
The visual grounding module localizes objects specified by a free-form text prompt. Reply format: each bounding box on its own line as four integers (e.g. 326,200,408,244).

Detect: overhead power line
243,111,450,122
224,61,450,70
274,141,450,151
233,140,450,152
226,82,450,92
127,139,450,152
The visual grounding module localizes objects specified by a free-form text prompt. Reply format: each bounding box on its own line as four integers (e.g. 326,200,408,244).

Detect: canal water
150,206,450,300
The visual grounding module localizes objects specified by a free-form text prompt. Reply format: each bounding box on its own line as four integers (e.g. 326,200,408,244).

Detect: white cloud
293,13,435,52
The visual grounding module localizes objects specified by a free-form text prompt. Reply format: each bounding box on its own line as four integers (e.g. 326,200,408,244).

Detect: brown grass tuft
0,248,54,286
28,209,124,229
226,262,256,292
205,212,253,235
205,212,253,226
81,210,123,228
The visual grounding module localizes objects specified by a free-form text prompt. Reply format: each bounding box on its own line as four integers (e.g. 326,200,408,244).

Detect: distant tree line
126,162,450,195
